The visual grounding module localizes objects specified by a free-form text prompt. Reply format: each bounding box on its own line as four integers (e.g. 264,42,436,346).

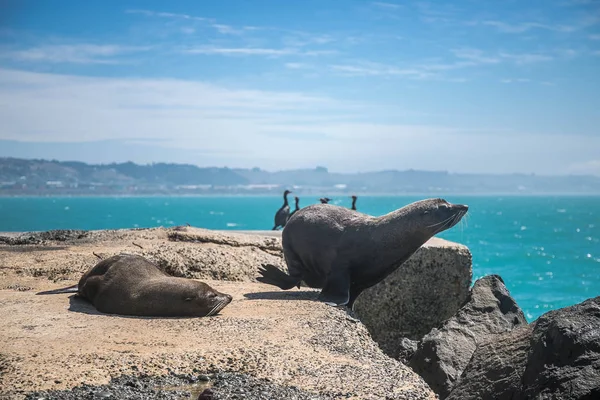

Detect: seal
37,253,233,317
257,198,468,309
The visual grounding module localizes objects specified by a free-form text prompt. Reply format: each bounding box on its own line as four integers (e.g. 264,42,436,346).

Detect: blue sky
0,0,599,175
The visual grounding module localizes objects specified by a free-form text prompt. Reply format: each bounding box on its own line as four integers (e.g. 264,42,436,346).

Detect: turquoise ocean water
1,195,598,321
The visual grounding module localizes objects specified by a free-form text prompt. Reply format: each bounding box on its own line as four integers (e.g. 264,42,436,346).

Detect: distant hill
1,157,600,195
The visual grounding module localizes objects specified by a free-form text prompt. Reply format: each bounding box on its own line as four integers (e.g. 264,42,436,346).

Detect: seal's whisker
433,213,459,236
427,214,455,228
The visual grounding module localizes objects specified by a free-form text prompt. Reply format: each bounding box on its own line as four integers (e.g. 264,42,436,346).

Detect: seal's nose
455,204,469,212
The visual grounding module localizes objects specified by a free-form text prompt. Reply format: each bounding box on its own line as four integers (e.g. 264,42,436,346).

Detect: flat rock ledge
0,228,438,400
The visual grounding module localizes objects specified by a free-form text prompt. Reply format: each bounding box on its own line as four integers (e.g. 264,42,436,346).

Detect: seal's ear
318,264,350,307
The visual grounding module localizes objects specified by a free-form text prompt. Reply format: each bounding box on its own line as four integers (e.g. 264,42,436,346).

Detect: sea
1,195,598,322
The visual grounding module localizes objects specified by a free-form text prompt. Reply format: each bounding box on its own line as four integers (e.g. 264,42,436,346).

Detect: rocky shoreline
1,227,599,399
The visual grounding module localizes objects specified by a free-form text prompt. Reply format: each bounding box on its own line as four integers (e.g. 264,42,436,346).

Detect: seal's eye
423,210,429,215
184,297,193,302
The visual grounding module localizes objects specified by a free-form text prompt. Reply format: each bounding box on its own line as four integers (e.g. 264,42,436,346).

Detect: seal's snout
456,204,469,212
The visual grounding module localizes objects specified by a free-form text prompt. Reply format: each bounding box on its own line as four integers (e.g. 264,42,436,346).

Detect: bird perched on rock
272,190,292,230
289,196,300,218
350,195,358,211
319,197,331,204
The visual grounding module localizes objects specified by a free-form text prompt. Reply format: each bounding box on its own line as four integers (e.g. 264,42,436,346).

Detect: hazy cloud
0,44,150,64
126,9,257,35
372,2,402,10
184,47,334,57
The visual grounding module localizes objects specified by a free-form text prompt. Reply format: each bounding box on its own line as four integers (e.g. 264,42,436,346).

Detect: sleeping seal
257,198,468,309
37,254,232,317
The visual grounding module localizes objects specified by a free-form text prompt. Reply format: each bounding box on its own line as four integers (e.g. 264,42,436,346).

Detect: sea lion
257,198,468,309
37,254,233,317
272,189,292,230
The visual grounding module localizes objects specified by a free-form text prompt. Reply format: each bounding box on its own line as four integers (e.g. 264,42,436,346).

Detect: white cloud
284,62,312,69
501,78,531,83
329,63,433,79
451,48,501,64
481,20,574,33
590,34,600,40
499,52,554,64
1,44,150,64
126,9,257,35
372,2,402,10
184,47,334,57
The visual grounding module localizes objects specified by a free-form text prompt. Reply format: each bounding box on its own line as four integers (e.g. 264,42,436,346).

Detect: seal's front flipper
318,267,350,307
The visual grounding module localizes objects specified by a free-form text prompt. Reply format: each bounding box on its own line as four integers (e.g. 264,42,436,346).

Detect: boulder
446,326,532,400
409,274,527,399
521,296,600,398
447,296,600,400
353,238,472,355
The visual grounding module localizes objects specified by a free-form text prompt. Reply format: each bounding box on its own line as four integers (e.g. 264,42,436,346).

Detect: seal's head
183,282,233,317
397,198,468,240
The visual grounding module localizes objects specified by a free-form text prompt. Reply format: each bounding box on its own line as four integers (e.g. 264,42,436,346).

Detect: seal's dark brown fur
258,198,468,309
38,254,232,317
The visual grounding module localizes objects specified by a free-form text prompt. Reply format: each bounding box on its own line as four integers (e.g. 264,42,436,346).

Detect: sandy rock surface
0,227,436,400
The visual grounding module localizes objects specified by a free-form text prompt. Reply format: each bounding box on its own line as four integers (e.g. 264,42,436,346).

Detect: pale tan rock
0,227,436,400
354,238,473,355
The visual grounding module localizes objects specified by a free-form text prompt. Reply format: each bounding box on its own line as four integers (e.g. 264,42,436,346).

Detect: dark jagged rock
446,326,532,400
409,274,526,399
447,296,600,400
522,296,600,399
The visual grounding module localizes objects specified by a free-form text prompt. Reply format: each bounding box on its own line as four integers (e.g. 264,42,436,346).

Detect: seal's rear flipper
256,264,301,290
36,284,79,295
318,268,350,306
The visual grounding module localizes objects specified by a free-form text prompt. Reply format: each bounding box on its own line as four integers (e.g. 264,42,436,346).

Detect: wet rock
354,239,472,355
409,274,526,399
24,372,338,400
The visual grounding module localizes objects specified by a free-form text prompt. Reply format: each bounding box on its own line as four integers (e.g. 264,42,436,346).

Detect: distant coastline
2,157,600,196
2,192,600,198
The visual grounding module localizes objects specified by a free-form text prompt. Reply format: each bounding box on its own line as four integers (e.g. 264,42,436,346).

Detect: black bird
289,196,300,218
351,195,358,211
319,197,331,204
273,190,292,230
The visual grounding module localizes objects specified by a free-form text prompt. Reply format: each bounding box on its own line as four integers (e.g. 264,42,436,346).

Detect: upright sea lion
37,254,232,317
257,198,468,309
